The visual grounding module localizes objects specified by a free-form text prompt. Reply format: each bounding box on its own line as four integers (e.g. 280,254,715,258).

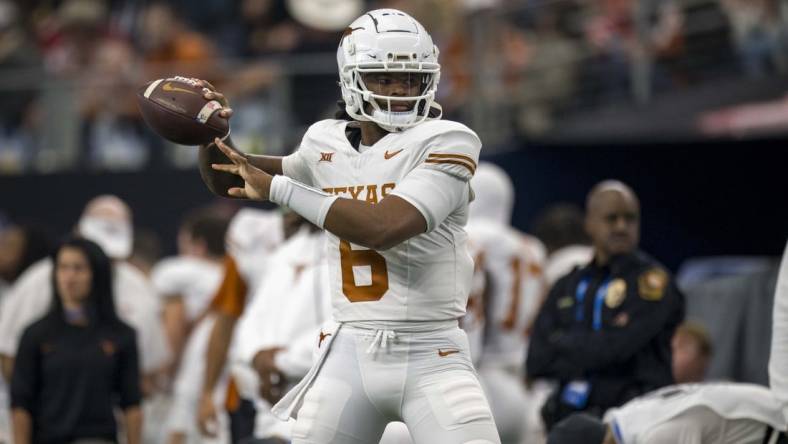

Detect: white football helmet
337,9,441,132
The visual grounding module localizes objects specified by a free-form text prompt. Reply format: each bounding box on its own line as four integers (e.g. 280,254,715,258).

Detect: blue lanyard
613,419,625,444
575,276,612,331
574,279,589,322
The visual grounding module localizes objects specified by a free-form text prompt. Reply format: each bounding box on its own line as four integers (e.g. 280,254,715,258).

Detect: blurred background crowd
1,0,788,174
0,0,787,443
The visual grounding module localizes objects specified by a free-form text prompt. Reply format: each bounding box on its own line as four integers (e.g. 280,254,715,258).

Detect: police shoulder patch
638,268,668,301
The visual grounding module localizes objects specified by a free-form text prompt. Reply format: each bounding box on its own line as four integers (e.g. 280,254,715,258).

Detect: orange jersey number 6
340,240,389,302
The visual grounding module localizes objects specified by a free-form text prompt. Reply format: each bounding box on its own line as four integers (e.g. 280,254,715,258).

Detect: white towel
271,322,342,420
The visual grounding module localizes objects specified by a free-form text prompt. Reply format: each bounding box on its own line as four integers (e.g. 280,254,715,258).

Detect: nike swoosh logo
162,82,198,95
438,349,460,357
384,149,403,160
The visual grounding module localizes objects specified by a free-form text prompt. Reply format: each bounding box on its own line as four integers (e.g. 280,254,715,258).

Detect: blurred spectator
236,0,302,57
581,0,685,105
507,4,583,136
0,224,52,289
532,203,593,287
671,321,713,383
286,0,362,33
151,207,229,375
0,0,43,173
42,0,109,77
82,39,148,171
720,0,788,77
136,0,218,169
46,1,152,172
128,228,163,277
527,180,684,429
11,237,141,444
138,1,218,81
0,196,170,392
432,10,473,119
32,0,117,172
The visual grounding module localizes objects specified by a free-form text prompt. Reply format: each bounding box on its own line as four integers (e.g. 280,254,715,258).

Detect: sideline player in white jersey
546,240,788,444
150,209,228,444
195,208,287,439
465,162,546,444
166,208,287,444
152,208,228,372
233,219,330,441
196,8,500,443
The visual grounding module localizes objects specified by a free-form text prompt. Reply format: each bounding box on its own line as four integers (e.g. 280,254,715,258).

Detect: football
136,76,229,146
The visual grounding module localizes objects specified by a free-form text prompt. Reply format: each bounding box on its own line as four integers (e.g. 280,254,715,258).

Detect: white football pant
291,323,501,444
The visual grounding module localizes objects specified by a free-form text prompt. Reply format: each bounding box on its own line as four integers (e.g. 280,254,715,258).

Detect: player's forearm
0,355,13,381
323,197,425,251
201,313,236,395
163,299,188,364
12,408,31,444
247,154,283,176
124,406,143,444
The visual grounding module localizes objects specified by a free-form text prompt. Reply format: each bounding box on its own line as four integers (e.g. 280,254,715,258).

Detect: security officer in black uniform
526,180,684,429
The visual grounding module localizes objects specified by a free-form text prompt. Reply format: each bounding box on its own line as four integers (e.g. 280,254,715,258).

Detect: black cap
547,413,607,444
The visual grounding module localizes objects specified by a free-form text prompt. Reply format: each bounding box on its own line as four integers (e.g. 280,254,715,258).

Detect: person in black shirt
11,237,142,444
526,180,684,430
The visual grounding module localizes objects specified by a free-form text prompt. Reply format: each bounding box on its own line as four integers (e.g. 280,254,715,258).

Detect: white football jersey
226,208,284,293
282,119,481,322
151,256,223,321
466,220,546,366
544,245,593,287
604,383,787,444
235,226,330,373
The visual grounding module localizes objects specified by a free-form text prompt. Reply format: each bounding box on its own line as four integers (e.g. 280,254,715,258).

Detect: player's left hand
211,137,271,200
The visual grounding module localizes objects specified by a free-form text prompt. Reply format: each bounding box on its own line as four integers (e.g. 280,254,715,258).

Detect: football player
195,208,287,441
151,208,228,375
466,162,547,444
196,8,500,444
233,217,330,441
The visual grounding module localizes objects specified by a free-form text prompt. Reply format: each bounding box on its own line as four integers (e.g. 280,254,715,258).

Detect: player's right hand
211,137,272,200
195,79,233,120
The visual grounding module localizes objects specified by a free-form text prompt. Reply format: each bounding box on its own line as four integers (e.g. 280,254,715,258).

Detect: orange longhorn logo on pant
438,349,459,357
319,331,332,348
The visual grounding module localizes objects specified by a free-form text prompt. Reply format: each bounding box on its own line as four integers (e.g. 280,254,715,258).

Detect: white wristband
269,175,339,229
